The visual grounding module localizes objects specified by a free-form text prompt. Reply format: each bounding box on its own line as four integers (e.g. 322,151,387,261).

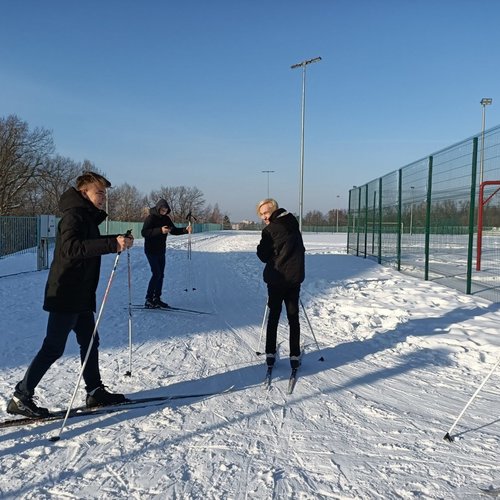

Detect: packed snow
1,231,500,499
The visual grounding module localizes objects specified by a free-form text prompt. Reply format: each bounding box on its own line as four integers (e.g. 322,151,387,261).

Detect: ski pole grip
117,229,133,255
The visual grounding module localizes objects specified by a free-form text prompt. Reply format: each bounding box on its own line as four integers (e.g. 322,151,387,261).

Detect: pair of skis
0,386,233,430
130,304,211,315
264,366,299,394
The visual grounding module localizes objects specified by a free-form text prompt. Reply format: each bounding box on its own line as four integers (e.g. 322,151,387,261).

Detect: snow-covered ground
1,231,500,499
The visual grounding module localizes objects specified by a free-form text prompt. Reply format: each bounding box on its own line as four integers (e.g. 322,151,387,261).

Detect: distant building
231,220,262,230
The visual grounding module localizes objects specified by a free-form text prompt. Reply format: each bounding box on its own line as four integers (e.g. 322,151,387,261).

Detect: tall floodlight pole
480,98,493,185
291,56,322,232
262,170,275,198
105,187,113,235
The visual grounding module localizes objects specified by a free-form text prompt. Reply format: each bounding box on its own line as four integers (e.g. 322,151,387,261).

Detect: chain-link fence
348,124,500,303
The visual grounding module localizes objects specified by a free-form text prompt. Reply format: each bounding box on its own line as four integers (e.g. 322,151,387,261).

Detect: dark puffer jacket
257,208,305,286
43,187,119,313
141,199,187,255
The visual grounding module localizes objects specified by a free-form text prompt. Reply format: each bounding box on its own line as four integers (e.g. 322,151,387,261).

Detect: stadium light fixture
291,56,322,232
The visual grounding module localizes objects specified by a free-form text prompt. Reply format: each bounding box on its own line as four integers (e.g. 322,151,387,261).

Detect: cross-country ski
0,386,234,430
478,485,500,496
264,366,273,389
129,304,212,315
287,368,299,394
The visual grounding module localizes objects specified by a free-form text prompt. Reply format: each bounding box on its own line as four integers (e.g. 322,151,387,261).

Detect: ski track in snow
1,231,500,499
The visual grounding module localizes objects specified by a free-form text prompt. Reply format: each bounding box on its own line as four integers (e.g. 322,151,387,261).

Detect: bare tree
29,155,81,215
206,203,222,224
148,185,205,222
326,208,348,227
0,115,54,215
177,186,205,220
304,210,326,226
109,183,146,221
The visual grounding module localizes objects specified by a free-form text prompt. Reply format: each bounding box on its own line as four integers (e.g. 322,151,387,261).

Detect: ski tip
443,432,454,442
49,436,60,442
255,351,264,356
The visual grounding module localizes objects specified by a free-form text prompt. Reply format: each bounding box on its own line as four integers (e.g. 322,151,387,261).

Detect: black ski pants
18,311,102,395
265,283,301,358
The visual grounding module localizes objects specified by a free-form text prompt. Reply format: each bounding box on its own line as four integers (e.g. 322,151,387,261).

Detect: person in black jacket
256,198,305,369
7,172,134,418
141,199,191,309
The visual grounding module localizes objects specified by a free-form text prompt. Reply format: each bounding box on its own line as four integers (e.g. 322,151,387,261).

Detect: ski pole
49,233,129,442
124,246,133,377
444,354,500,442
300,299,325,361
184,211,197,291
187,220,192,261
186,211,197,261
255,303,269,356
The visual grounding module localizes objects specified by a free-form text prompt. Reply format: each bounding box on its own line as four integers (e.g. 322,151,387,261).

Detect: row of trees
0,114,347,226
0,115,229,224
301,209,348,227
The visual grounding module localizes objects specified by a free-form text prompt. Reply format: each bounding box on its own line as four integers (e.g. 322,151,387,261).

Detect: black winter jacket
141,200,187,255
257,208,305,286
43,187,119,313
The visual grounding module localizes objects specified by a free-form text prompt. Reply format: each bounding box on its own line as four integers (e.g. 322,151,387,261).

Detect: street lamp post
105,186,114,234
261,170,275,198
480,98,493,185
291,56,322,233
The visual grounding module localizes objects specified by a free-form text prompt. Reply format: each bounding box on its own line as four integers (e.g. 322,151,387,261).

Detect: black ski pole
186,211,197,261
300,299,325,362
184,211,197,291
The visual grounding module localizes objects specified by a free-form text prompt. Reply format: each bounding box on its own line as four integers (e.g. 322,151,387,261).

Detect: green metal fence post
371,189,376,255
466,137,479,294
378,177,382,264
347,189,352,253
424,156,433,280
364,185,369,258
397,169,402,271
356,187,361,256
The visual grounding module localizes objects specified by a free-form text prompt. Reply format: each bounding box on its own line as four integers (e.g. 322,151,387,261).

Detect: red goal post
476,180,500,271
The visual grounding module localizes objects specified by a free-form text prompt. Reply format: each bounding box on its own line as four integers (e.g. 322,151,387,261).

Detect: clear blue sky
1,0,499,221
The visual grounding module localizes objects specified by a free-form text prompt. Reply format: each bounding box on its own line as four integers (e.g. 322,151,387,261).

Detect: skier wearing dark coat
7,172,134,418
256,198,305,369
141,199,191,308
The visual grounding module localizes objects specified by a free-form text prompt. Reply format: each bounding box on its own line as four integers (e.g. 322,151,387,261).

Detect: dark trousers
265,284,301,358
18,311,102,395
145,252,166,300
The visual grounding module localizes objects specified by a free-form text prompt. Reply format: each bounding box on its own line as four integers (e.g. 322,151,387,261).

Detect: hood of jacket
150,198,171,216
269,208,298,229
59,187,108,226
